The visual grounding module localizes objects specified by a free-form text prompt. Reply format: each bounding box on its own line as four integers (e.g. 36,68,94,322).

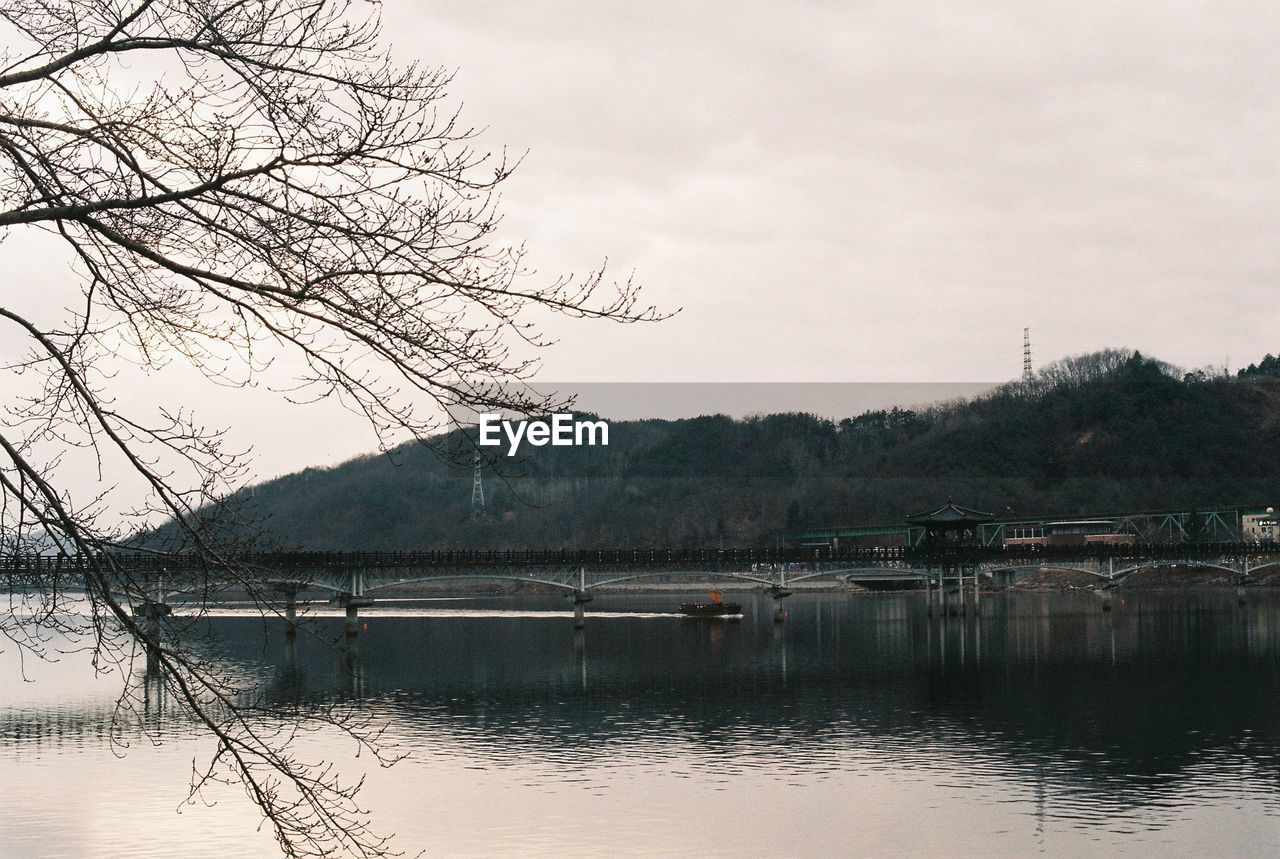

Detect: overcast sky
380,0,1279,383
5,1,1280,495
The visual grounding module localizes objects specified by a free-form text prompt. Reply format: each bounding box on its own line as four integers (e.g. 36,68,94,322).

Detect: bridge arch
366,573,579,593
280,572,580,595
1112,560,1244,579
788,567,927,584
587,569,775,590
982,564,1108,578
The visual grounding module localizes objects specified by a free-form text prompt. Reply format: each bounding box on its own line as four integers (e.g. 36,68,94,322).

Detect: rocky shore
1006,564,1280,592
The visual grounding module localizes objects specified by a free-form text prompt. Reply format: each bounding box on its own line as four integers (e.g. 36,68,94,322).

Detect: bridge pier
133,600,173,620
1237,558,1251,606
944,568,963,617
134,599,171,674
771,586,792,623
571,590,593,629
132,572,171,624
333,594,375,636
274,584,300,636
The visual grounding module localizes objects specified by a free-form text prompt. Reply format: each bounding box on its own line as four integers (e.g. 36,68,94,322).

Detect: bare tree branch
0,1,670,854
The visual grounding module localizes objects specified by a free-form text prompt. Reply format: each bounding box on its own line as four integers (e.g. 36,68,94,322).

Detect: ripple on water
6,592,1280,855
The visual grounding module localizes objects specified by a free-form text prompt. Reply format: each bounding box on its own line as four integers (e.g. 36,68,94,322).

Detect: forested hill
165,350,1280,550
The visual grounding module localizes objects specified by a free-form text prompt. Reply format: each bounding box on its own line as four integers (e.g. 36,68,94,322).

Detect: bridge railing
1,541,1277,574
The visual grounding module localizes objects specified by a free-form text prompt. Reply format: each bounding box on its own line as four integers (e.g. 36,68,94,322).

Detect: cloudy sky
4,1,1279,496
381,0,1279,383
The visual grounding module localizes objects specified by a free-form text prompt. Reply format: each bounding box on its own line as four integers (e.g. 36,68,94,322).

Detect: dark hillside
149,351,1280,549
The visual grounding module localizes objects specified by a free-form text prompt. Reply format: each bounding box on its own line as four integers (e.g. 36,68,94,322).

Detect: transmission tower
470,449,485,518
1022,327,1033,381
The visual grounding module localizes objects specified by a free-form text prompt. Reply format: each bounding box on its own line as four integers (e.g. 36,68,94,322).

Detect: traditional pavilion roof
905,501,996,528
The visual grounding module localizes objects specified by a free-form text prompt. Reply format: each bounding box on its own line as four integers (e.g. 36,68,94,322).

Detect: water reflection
4,591,1280,855
208,592,1280,799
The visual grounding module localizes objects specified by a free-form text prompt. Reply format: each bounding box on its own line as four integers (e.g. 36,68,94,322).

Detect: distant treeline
147,349,1280,550
1236,353,1280,380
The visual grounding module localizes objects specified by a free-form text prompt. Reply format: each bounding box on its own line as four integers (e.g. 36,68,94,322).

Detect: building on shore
780,504,1277,549
1244,507,1278,541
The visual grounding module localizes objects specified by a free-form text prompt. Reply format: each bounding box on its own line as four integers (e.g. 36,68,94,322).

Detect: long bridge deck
5,542,1279,630
4,542,1279,592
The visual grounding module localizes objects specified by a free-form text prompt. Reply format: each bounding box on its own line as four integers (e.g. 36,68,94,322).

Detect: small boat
679,601,742,617
679,589,741,618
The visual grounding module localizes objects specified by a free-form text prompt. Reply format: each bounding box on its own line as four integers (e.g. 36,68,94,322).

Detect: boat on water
679,589,742,618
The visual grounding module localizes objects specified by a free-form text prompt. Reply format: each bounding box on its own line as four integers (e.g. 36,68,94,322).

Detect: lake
2,590,1280,856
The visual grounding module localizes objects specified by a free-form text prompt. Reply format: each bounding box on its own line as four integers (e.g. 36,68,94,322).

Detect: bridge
3,541,1279,630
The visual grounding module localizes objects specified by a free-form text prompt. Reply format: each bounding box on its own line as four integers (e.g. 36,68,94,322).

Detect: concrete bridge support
131,572,172,672
771,585,792,623
1237,558,1250,606
134,599,171,674
334,595,375,636
1098,559,1115,611
989,568,1017,590
274,584,300,636
770,568,793,623
571,590,593,629
332,568,375,636
570,567,592,628
927,573,952,617
944,569,963,618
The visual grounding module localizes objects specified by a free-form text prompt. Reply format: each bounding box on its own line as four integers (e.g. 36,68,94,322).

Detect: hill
153,350,1280,549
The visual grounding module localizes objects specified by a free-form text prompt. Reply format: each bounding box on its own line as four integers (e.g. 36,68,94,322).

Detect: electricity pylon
1023,327,1033,381
470,449,485,518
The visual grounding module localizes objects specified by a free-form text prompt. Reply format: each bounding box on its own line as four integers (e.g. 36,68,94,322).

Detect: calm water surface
3,591,1280,856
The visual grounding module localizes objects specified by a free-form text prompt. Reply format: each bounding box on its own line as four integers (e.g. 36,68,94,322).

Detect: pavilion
905,501,995,546
905,501,994,615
